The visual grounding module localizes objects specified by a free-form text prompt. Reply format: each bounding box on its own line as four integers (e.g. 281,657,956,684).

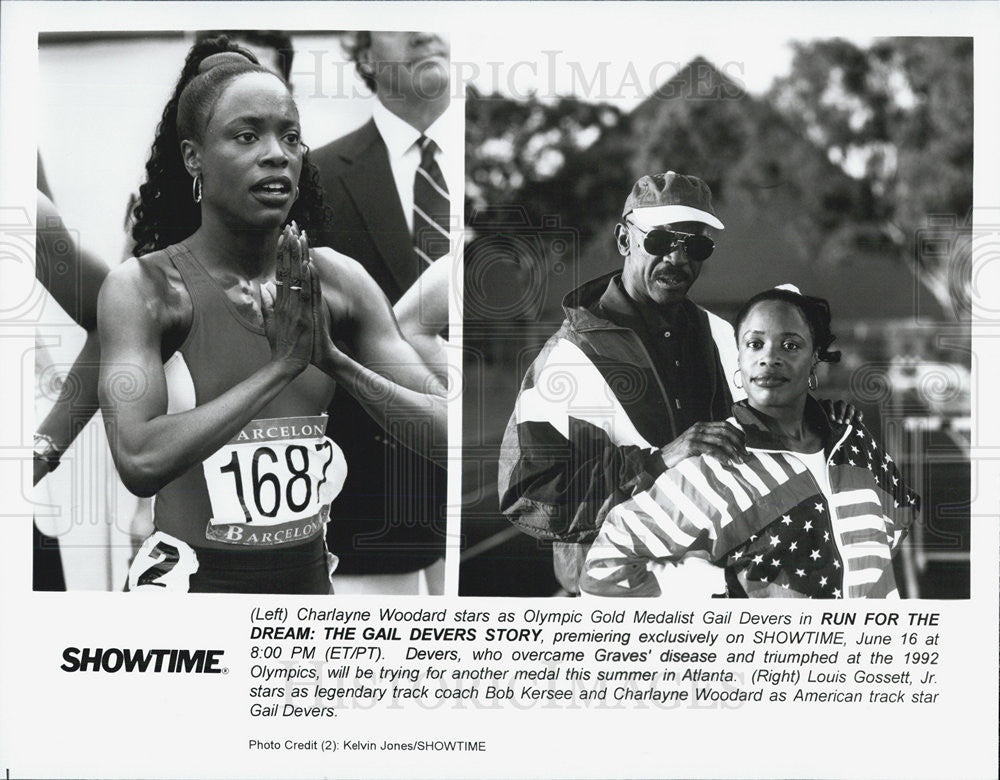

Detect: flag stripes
581,423,917,599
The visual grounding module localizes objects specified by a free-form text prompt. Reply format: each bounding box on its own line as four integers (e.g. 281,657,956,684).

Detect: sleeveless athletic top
153,243,344,551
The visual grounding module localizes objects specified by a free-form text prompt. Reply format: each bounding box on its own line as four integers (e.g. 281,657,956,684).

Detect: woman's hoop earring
808,370,818,391
192,174,202,204
733,368,744,390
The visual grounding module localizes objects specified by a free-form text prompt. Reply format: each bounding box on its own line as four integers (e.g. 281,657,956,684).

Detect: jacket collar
599,275,692,336
732,396,843,451
332,118,382,163
561,272,621,331
561,271,695,334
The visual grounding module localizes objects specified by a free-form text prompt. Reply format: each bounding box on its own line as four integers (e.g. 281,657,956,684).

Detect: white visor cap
627,205,725,231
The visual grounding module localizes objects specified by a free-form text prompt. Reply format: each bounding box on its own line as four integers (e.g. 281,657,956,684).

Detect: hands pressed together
263,223,340,374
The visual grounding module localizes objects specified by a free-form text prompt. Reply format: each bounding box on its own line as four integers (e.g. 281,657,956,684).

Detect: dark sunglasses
627,222,715,262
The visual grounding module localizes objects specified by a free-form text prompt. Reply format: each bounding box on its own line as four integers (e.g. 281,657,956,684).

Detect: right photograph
459,37,972,598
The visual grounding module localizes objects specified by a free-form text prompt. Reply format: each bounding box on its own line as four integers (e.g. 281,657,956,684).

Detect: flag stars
823,530,830,542
833,559,840,569
752,554,764,566
781,515,792,526
832,587,842,598
814,503,825,514
771,558,781,567
892,476,899,486
789,541,798,552
819,576,828,587
851,445,860,454
769,534,781,547
795,568,806,578
810,549,821,560
803,520,813,531
848,459,856,466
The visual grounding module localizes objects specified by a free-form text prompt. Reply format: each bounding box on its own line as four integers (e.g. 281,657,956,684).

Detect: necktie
413,135,450,265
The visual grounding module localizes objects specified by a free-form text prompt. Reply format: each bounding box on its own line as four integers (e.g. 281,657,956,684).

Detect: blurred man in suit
312,31,457,594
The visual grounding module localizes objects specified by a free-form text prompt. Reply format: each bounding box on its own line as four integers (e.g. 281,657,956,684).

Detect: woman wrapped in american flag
580,287,919,599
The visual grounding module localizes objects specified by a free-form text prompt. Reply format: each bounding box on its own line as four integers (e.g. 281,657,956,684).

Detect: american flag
580,402,919,598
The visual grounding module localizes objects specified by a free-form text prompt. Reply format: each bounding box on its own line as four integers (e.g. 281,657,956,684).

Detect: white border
2,3,998,779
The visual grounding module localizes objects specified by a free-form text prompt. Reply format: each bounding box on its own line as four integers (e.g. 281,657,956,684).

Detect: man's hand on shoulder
819,399,864,426
658,421,746,469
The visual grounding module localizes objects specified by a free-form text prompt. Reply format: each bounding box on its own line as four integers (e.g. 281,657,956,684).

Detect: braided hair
734,287,842,363
130,35,328,256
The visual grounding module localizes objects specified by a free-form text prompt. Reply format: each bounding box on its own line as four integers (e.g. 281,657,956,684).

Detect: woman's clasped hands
264,222,342,374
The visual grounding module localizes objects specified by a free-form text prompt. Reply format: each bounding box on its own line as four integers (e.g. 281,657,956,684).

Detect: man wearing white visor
499,172,744,595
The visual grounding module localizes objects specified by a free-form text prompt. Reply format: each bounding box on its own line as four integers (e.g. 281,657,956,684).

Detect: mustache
653,268,690,282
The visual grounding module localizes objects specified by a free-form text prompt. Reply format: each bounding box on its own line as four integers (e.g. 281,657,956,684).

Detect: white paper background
1,2,998,778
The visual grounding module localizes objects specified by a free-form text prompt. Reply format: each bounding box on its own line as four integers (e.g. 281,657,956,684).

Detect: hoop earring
733,368,744,390
192,174,202,204
808,370,818,391
293,185,299,201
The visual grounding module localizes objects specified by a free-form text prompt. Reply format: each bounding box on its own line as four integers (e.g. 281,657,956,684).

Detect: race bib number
126,531,199,592
202,415,347,547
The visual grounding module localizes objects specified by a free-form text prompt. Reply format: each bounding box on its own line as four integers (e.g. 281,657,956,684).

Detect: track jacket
580,399,920,598
497,272,738,590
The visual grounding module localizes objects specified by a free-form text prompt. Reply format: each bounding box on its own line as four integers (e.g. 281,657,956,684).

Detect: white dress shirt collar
372,99,450,158
370,100,456,236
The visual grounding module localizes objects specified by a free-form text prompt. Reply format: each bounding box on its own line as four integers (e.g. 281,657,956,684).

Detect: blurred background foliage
465,37,973,317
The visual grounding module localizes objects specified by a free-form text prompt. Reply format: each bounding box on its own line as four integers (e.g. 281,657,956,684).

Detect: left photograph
34,30,459,594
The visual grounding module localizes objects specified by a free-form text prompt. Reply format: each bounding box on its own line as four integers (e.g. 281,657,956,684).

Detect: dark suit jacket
312,119,445,575
312,120,422,300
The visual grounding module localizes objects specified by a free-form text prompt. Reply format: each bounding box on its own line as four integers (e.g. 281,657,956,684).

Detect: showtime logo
61,647,226,673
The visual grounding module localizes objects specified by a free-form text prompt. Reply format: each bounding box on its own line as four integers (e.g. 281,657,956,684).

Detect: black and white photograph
31,28,460,594
460,36,972,598
1,3,998,780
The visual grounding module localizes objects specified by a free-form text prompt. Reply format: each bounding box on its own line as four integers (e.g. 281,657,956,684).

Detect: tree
464,87,631,242
769,38,973,318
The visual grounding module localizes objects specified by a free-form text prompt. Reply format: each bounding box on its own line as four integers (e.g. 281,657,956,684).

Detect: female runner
99,37,445,593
